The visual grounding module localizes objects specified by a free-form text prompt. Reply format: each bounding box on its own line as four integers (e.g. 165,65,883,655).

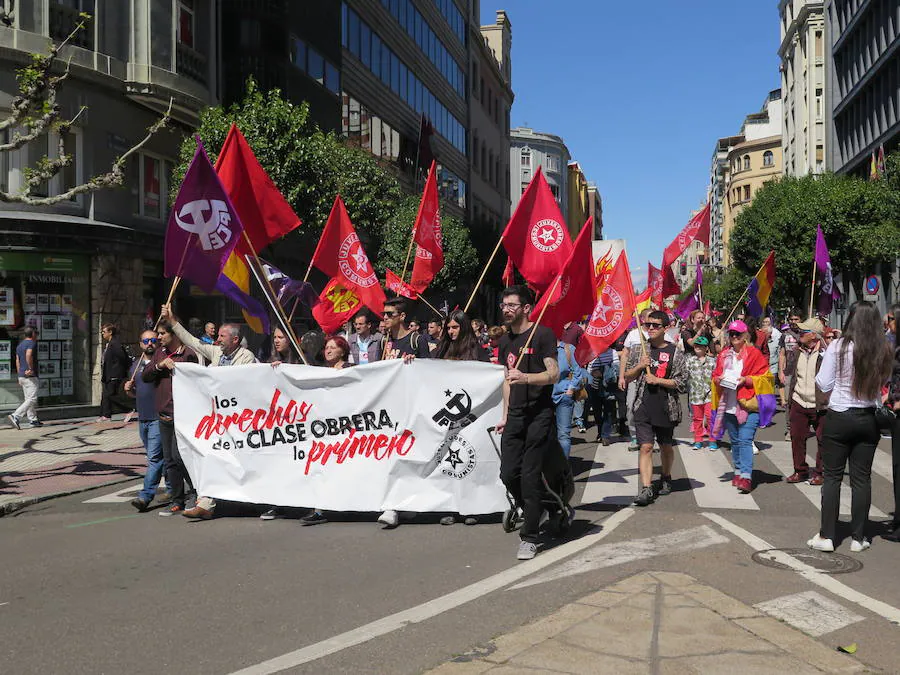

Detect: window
520,148,531,166
143,155,161,218
60,129,79,196
325,62,340,94
743,155,750,171
360,23,371,67
177,0,194,48
28,132,49,197
546,154,557,172
762,150,774,167
348,9,360,56
743,185,750,201
292,37,307,71
308,47,324,85
0,129,7,193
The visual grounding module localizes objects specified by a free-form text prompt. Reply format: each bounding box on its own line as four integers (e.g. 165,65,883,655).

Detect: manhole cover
751,548,863,574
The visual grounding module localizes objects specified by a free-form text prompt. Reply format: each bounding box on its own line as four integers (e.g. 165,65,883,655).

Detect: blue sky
483,1,782,289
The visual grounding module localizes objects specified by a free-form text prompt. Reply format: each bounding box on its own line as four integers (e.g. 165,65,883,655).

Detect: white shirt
722,355,744,415
354,334,374,364
815,338,881,411
624,328,675,349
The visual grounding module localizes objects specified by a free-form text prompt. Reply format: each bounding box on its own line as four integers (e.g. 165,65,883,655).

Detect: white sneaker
850,539,870,553
378,509,399,527
807,533,835,552
752,442,760,455
517,541,537,560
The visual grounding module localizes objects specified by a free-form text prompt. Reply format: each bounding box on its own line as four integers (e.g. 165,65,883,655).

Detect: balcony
176,42,208,86
49,1,94,51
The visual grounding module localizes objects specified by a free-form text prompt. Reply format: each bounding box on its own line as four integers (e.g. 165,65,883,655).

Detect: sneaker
7,414,20,430
130,497,150,513
692,442,703,450
259,508,282,521
807,533,835,552
96,416,111,422
576,426,587,434
786,472,809,484
378,509,399,527
737,477,752,494
708,441,718,450
159,504,184,517
123,411,136,424
628,437,640,452
784,431,791,441
752,443,760,455
808,474,824,486
27,420,43,428
301,511,328,526
439,515,455,526
517,541,537,560
850,539,870,553
732,475,739,487
633,486,655,507
601,437,611,446
464,516,478,525
658,476,673,496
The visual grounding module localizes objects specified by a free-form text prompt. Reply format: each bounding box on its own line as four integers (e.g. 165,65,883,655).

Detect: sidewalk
427,571,871,674
0,417,146,515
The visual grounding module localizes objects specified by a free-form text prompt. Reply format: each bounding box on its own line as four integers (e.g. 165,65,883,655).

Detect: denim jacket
552,343,588,405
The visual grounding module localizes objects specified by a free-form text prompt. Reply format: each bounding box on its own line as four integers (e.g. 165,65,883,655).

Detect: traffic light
680,262,687,276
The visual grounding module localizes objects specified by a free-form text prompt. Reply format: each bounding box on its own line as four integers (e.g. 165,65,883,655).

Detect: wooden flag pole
633,307,652,376
719,254,771,332
416,294,443,318
401,228,417,283
288,297,301,324
808,257,817,318
154,276,183,330
464,235,505,314
513,275,561,370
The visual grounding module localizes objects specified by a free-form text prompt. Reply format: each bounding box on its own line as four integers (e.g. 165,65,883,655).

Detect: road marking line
227,508,635,675
702,512,900,626
508,524,729,590
676,444,759,510
870,448,894,484
579,441,639,508
754,591,864,636
761,442,887,518
65,515,141,528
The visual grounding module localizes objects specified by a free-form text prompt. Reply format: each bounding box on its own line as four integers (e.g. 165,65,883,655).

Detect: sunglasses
141,338,159,344
643,322,664,329
382,311,398,318
728,331,744,338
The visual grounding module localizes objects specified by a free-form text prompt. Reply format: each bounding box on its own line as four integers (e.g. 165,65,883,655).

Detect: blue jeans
555,396,575,458
573,398,586,429
724,412,759,479
137,420,165,503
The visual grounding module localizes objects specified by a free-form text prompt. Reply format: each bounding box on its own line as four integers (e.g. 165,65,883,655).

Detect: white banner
173,360,509,515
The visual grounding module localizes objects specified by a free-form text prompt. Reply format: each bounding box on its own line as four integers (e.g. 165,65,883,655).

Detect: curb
0,474,141,517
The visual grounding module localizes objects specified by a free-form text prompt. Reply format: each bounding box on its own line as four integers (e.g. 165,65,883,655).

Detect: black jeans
892,415,900,526
500,405,554,543
820,408,878,542
159,418,193,507
100,380,132,418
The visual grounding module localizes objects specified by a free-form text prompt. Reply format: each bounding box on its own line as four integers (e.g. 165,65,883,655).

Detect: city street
2,412,897,674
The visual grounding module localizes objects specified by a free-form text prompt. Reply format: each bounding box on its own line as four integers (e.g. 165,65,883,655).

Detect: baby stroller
487,427,575,535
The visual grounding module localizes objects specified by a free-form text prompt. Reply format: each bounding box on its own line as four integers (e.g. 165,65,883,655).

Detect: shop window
177,0,194,48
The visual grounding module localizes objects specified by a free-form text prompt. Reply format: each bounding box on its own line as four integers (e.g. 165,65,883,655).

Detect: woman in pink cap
710,320,777,493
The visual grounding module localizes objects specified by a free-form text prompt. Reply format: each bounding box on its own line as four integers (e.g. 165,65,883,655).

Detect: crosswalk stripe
759,441,888,519
676,445,759,510
579,440,640,508
871,447,894,484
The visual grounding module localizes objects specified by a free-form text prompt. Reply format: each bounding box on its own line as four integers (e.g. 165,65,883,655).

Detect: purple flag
261,260,320,309
814,224,839,316
164,141,243,292
675,261,703,321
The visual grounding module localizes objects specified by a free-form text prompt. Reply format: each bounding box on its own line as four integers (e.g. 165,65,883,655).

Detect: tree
728,173,900,308
172,79,402,252
377,195,479,293
0,15,170,205
703,267,754,318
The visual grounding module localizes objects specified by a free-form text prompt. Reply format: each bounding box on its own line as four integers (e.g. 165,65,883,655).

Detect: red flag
215,124,301,257
310,195,386,315
661,263,682,299
575,251,636,365
703,300,711,317
502,166,572,293
385,268,419,299
502,256,515,287
312,278,362,334
529,218,597,338
662,202,711,268
409,161,443,292
647,262,663,307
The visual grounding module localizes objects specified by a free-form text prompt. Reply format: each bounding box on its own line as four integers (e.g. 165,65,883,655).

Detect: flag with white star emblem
310,195,386,316
575,250,636,365
501,166,572,293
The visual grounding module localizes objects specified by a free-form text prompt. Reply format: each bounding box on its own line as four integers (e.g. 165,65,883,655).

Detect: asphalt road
2,410,899,674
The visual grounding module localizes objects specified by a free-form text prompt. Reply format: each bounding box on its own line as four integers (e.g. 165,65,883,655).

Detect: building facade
779,0,827,175
566,161,588,239
825,0,900,175
509,127,570,222
708,135,744,268
0,0,220,416
586,183,603,240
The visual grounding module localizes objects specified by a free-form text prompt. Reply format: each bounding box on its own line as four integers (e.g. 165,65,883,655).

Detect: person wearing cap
710,320,777,494
685,335,717,450
786,318,829,485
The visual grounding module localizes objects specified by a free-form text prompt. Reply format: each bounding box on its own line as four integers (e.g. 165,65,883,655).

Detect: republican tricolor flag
747,252,776,318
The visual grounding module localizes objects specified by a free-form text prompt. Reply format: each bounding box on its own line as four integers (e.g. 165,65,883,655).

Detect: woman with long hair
437,310,490,362
710,320,777,494
885,305,900,542
809,301,893,552
268,327,302,365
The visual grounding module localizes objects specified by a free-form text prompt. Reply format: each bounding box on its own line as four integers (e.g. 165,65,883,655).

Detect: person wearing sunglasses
710,320,777,494
623,310,687,507
125,331,170,512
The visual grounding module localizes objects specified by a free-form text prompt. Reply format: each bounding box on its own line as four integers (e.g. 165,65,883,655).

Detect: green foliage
703,267,755,318
728,173,900,307
172,79,403,249
377,195,479,293
884,149,900,194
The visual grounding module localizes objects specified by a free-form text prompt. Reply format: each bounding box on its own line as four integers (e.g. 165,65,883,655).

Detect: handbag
564,345,588,401
876,403,896,432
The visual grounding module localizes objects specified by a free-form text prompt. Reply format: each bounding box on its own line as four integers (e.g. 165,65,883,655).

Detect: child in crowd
686,335,717,450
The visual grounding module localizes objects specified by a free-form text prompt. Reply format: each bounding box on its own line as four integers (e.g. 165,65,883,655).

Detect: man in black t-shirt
623,310,687,507
496,285,560,561
381,298,432,361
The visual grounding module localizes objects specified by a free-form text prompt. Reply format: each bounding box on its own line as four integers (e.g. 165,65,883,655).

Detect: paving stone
656,605,779,658
427,660,497,674
682,583,763,619
658,652,824,675
509,639,648,675
484,603,601,664
559,607,653,659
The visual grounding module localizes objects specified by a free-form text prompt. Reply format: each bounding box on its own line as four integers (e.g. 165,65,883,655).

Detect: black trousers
892,415,900,526
159,418,194,507
820,408,878,542
500,406,554,543
100,380,132,418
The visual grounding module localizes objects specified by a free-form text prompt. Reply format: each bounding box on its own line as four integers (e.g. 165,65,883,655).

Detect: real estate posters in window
49,340,61,360
0,307,13,326
37,294,49,312
38,379,49,397
61,359,73,376
25,314,39,330
62,294,72,311
0,362,11,380
38,361,60,378
41,315,58,339
57,315,73,339
62,377,73,396
37,341,49,360
0,340,10,361
49,294,61,312
0,287,12,306
50,378,62,397
62,340,72,358
24,294,37,312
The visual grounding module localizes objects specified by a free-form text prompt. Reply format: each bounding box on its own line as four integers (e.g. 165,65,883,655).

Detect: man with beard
495,285,560,561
